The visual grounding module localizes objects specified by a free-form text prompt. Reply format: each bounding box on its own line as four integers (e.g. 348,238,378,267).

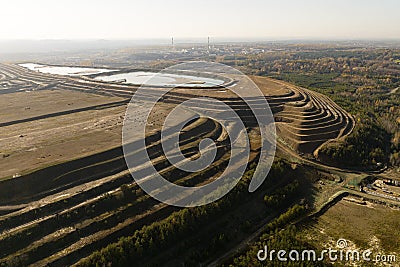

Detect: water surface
20,63,116,76
95,71,224,87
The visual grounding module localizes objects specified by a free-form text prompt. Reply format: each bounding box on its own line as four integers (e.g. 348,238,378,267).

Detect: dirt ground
175,75,291,98
0,89,122,123
0,89,179,179
0,90,126,179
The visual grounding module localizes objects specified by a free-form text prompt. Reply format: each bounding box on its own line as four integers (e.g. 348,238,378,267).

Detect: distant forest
219,46,400,168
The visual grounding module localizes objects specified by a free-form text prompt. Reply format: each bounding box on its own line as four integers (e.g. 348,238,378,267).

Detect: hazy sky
1,0,399,40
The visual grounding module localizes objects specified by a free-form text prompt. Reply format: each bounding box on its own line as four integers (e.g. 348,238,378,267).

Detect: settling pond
20,63,225,87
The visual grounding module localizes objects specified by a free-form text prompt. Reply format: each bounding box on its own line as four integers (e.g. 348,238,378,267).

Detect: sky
1,0,400,40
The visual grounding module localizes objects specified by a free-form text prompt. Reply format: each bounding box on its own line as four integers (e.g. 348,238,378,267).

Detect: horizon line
1,37,400,43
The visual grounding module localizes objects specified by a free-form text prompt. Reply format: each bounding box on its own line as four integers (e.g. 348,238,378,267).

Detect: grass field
300,199,400,260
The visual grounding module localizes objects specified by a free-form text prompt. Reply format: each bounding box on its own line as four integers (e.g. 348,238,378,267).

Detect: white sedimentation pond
19,63,225,87
95,71,224,87
19,63,116,76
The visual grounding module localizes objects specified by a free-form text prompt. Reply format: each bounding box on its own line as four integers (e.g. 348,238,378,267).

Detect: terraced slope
0,63,354,156
271,81,354,154
0,63,354,266
0,116,245,266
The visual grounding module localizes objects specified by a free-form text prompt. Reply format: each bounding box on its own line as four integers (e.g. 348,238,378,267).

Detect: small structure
383,178,400,187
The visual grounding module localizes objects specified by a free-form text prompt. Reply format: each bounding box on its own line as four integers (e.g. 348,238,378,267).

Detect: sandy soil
0,89,123,123
0,90,126,179
0,89,178,179
174,75,291,98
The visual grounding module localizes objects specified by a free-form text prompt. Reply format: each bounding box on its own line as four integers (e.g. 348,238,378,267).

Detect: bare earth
0,88,179,179
0,90,125,179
